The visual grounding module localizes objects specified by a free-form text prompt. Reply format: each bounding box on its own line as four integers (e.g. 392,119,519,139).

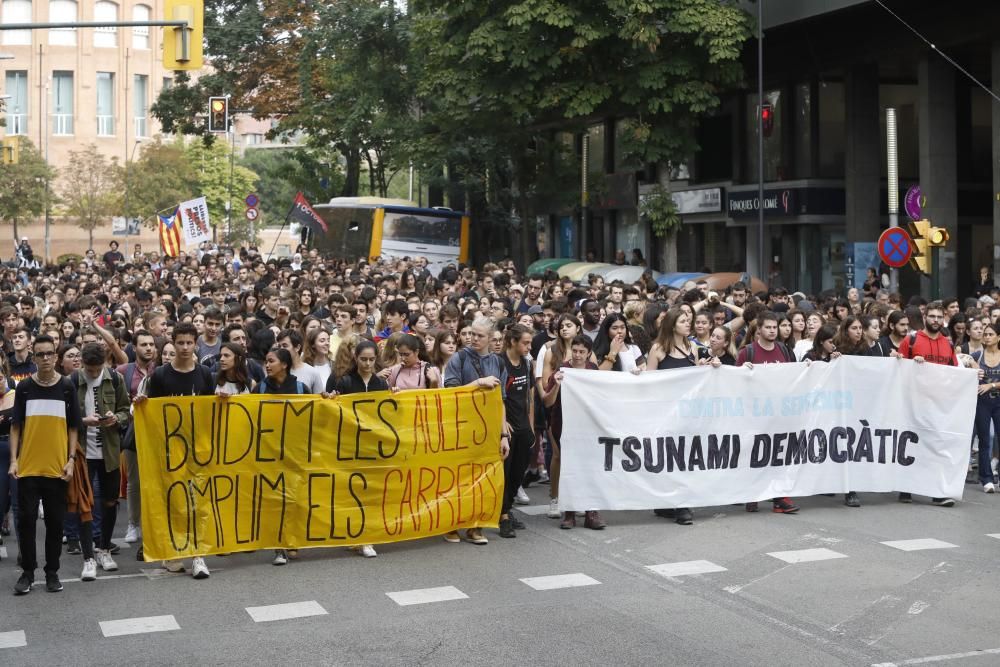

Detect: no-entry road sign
878,227,913,269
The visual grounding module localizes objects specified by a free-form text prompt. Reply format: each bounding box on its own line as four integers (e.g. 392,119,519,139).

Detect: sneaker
498,517,516,538
514,486,530,505
13,572,32,595
674,508,694,525
66,540,82,555
443,531,461,543
191,557,210,579
931,497,955,507
124,524,139,543
745,502,759,513
162,560,185,573
272,550,287,566
355,544,377,558
0,516,9,536
522,468,540,487
547,497,560,518
45,573,63,593
96,550,118,572
584,511,606,530
845,492,861,508
107,542,121,555
985,483,996,494
772,497,799,514
465,528,488,545
538,470,550,484
560,512,576,529
898,492,912,503
81,558,97,581
510,513,526,530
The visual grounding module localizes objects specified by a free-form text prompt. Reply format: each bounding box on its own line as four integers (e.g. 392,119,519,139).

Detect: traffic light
162,0,204,70
208,96,228,133
908,219,932,275
927,226,949,247
760,103,774,138
1,136,18,165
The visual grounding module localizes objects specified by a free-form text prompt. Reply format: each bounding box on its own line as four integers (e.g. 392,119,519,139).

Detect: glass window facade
4,70,28,134
93,1,118,47
1,0,32,45
587,123,605,176
745,89,784,182
133,4,150,49
52,70,73,135
134,74,148,137
96,71,114,136
817,81,845,178
48,0,77,46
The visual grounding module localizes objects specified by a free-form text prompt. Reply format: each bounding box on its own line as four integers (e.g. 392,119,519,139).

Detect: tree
238,147,343,227
184,139,259,246
124,137,200,225
0,138,56,247
60,145,122,250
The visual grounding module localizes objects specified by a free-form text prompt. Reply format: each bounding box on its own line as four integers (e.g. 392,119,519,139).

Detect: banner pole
265,202,296,263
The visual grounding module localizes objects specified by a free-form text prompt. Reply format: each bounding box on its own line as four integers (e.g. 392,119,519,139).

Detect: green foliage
0,138,56,243
184,139,259,245
57,253,83,265
59,144,122,249
238,148,343,226
125,138,200,224
639,185,681,237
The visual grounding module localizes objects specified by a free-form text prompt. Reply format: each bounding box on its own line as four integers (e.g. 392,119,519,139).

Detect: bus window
382,212,461,247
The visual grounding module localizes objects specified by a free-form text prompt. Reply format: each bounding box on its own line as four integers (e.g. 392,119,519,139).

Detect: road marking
99,615,180,638
767,548,849,564
987,533,1000,540
0,545,7,559
871,645,1000,666
517,504,553,516
880,539,959,552
0,630,26,649
386,586,468,606
520,573,601,591
246,601,328,623
647,560,728,577
41,573,146,585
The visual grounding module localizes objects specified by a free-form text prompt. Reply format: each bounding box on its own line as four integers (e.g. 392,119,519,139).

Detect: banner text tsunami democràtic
558,357,977,510
136,388,504,560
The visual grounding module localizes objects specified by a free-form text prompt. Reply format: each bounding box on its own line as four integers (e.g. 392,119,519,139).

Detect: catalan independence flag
158,208,182,257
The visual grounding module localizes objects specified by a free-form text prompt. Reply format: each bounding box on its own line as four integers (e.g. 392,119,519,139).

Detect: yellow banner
136,387,505,560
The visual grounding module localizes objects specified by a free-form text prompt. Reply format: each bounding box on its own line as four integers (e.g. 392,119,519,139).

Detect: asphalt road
3,485,1000,667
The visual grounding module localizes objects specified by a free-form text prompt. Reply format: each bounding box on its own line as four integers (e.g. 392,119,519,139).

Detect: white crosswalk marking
386,586,468,606
520,573,601,591
767,548,849,564
880,538,959,552
516,504,552,516
647,560,728,577
99,615,180,638
0,631,26,649
246,601,328,623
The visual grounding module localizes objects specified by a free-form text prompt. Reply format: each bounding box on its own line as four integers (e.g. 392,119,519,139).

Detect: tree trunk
657,231,678,273
340,145,361,197
12,218,18,248
88,227,94,252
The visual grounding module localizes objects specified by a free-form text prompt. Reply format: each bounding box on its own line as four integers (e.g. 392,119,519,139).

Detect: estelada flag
158,208,182,257
290,192,327,234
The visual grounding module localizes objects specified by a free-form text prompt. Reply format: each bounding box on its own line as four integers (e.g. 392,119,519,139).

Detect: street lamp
123,137,143,257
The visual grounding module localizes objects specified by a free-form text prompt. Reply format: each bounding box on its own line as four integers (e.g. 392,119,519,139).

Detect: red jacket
897,330,957,366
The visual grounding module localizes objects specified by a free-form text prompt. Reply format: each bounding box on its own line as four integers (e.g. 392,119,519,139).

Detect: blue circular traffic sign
878,227,913,268
245,193,259,208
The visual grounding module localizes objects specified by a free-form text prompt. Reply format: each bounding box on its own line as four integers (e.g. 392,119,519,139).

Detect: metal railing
52,113,73,135
97,115,114,136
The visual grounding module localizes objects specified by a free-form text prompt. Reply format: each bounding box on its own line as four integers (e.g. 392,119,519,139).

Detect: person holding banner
136,322,216,579
498,325,538,538
443,317,510,544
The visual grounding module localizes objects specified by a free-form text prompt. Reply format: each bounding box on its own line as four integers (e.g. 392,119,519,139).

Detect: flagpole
266,201,298,263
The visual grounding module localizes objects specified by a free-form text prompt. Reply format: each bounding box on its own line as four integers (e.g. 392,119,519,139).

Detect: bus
309,197,470,272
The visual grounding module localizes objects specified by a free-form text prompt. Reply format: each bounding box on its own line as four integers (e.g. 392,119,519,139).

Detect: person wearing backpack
737,310,800,515
115,329,157,548
71,342,130,581
383,334,441,392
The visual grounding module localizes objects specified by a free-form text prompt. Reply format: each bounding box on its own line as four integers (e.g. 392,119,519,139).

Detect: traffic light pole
932,246,940,300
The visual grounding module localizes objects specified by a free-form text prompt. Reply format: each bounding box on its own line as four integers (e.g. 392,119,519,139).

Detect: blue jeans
974,395,1000,484
0,436,16,528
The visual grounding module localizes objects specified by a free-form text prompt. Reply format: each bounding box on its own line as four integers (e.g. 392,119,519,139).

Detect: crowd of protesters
0,238,991,595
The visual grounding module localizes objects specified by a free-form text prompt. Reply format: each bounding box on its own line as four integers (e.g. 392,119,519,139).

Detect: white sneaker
356,544,377,558
96,549,118,572
162,560,185,573
514,486,530,505
124,524,139,543
538,470,550,483
191,557,210,579
547,497,560,518
272,550,287,566
81,558,97,582
985,482,996,494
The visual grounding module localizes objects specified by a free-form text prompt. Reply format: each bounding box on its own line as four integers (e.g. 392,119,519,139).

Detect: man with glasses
9,335,82,595
516,275,544,314
897,302,958,506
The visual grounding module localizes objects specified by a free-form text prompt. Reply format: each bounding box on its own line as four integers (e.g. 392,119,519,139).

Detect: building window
133,74,148,138
1,0,32,46
243,133,264,146
132,4,150,49
794,83,813,178
745,89,784,182
52,70,73,135
48,0,77,46
162,76,172,90
96,71,114,136
4,70,28,134
818,82,845,178
587,123,606,176
93,1,117,47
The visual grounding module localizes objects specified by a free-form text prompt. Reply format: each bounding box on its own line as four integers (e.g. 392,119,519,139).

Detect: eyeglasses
33,351,56,359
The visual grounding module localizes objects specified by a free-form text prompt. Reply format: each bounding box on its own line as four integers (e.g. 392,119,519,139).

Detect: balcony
97,115,115,137
52,113,74,136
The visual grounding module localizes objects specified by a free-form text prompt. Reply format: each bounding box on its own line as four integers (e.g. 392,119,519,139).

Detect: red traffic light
761,103,774,138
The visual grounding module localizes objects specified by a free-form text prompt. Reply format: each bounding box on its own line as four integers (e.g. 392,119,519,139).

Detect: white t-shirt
84,373,103,460
311,362,332,391
617,344,643,373
535,344,549,380
291,363,324,393
793,339,813,361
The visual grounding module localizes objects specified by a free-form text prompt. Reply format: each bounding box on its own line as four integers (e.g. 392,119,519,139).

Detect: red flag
158,208,182,257
291,192,327,233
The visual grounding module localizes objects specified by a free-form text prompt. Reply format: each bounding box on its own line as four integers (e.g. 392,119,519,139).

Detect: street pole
931,246,940,299
226,96,234,245
43,76,50,263
756,0,765,284
886,107,899,293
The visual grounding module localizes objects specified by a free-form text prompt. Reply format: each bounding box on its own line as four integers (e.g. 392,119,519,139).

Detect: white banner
178,196,212,246
559,357,977,510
